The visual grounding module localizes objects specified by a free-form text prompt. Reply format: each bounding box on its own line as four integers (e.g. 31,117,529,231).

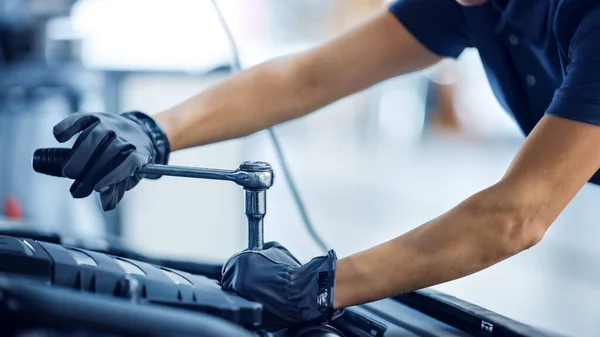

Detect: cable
210,0,329,253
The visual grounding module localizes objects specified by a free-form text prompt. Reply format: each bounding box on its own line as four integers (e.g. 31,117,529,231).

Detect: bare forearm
154,54,326,151
153,11,440,151
334,183,542,308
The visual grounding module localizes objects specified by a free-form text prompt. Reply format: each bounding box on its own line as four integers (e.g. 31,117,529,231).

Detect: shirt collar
491,0,550,42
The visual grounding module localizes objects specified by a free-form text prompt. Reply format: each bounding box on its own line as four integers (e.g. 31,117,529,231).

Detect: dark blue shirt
389,0,600,184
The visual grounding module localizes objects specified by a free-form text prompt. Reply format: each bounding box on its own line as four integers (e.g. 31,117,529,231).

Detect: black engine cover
0,235,262,327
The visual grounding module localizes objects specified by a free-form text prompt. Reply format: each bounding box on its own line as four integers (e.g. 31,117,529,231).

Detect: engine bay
0,232,559,337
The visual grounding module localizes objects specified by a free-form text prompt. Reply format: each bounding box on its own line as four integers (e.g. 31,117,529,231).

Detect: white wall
119,73,248,262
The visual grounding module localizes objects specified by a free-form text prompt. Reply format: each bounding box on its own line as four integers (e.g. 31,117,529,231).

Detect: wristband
122,111,171,179
308,249,345,324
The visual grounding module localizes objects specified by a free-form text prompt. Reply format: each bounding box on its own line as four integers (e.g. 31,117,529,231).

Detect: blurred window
71,0,231,71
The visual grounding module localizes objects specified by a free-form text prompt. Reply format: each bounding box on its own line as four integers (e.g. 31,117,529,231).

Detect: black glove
52,111,170,211
221,242,343,331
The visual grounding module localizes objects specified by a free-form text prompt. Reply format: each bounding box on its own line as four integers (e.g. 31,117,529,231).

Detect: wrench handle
32,148,72,177
33,148,238,181
34,147,269,252
136,164,238,181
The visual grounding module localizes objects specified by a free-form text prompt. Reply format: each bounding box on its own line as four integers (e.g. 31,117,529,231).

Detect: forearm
153,11,440,151
334,182,543,308
153,54,324,151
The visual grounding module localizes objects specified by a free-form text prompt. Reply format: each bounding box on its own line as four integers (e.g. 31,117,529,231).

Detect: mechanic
50,0,600,331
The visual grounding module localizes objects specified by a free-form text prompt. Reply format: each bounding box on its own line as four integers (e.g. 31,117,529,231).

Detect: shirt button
526,74,537,86
509,34,520,46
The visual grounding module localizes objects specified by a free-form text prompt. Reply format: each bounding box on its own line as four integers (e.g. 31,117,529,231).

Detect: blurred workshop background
1,0,599,336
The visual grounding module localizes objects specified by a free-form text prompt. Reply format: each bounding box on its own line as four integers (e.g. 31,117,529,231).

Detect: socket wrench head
239,161,274,190
240,162,273,250
240,161,271,172
246,190,266,251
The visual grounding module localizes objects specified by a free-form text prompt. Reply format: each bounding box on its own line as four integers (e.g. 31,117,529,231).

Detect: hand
221,242,343,331
52,111,170,211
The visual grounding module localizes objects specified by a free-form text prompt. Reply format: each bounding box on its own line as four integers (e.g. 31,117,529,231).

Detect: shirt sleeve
545,5,600,125
388,0,472,59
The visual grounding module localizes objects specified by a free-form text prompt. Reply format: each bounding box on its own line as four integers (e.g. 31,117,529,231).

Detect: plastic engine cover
0,235,262,327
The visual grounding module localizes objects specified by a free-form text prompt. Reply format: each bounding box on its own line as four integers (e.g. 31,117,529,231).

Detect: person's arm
45,9,442,212
220,4,600,331
153,10,441,151
333,3,600,308
334,115,600,307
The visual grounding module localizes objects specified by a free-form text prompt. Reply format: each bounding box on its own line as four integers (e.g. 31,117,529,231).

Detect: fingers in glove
263,241,283,250
93,151,147,192
263,241,302,266
125,173,143,191
53,112,98,143
62,122,109,179
69,139,136,198
223,246,302,273
99,185,116,211
99,182,127,211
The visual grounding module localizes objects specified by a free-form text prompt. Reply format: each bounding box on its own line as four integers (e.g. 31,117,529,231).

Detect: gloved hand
221,242,343,331
52,111,170,211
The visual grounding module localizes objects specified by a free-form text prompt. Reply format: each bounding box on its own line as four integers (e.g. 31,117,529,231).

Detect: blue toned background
0,1,597,336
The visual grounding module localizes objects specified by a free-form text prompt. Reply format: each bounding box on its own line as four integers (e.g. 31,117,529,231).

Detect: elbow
490,203,549,259
501,217,546,256
466,187,549,261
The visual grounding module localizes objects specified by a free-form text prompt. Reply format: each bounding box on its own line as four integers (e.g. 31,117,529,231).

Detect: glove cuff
122,111,171,178
324,249,344,321
307,249,344,323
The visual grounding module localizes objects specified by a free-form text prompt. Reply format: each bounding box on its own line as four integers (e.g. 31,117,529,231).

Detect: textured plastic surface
0,235,262,327
0,236,52,281
0,273,256,337
332,308,387,337
395,290,563,337
0,235,558,336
